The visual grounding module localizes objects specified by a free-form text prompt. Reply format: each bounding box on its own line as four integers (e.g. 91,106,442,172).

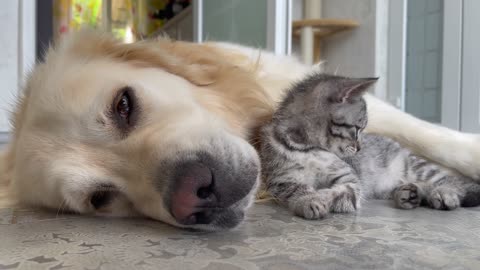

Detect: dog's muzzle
164,151,259,230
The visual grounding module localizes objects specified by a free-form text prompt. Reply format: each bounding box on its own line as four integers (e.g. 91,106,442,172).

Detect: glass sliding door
193,0,291,55
388,0,478,131
460,0,480,132
404,0,444,123
201,0,268,48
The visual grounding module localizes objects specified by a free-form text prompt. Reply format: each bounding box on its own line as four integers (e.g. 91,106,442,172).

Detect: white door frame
266,0,292,55
192,0,203,43
193,0,292,55
19,0,37,86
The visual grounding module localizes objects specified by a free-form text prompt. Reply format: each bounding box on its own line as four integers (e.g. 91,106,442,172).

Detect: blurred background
0,0,479,137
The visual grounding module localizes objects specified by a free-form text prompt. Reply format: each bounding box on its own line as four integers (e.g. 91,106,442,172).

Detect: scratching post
300,0,322,65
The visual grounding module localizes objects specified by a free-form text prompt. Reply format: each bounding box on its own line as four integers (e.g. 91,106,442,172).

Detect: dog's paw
428,187,460,210
292,194,329,220
394,183,421,209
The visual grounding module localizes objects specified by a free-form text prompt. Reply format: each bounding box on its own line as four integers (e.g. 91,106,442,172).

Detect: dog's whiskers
334,66,340,75
251,139,262,147
55,199,67,219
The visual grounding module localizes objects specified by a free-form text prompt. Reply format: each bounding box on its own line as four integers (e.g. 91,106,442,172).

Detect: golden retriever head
6,31,273,230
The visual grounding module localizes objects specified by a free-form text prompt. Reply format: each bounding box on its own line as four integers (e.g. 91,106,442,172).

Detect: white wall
0,0,35,134
0,2,20,132
321,0,376,76
292,0,389,99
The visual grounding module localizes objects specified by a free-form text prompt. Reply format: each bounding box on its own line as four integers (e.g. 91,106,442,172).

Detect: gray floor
1,200,480,270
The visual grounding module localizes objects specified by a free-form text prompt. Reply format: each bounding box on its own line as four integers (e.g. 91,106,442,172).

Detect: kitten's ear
274,123,310,150
335,77,378,103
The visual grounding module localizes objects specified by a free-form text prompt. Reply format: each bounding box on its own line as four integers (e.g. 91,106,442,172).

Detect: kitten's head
273,73,378,158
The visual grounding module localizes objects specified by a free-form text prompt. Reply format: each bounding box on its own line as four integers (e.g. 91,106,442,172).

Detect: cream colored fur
0,31,479,227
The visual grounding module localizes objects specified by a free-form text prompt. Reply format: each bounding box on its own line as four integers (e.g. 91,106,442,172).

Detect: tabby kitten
260,73,480,219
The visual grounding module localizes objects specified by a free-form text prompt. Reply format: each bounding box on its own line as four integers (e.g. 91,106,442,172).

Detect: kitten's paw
330,190,358,213
292,195,329,220
394,183,421,209
428,187,460,210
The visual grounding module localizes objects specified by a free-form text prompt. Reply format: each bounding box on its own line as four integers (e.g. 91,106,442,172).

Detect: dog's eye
90,190,114,210
116,90,131,121
112,87,137,131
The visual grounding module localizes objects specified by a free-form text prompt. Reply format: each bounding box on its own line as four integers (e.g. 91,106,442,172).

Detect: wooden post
301,0,322,65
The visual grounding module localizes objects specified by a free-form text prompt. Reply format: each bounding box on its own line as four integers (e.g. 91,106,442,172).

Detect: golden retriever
1,31,480,230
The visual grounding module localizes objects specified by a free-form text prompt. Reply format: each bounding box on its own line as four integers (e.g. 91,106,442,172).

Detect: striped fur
260,74,480,219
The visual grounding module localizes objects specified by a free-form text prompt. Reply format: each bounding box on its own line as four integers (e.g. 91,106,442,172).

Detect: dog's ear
57,30,219,86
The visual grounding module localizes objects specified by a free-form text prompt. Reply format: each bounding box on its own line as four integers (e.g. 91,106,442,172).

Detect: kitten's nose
355,142,361,151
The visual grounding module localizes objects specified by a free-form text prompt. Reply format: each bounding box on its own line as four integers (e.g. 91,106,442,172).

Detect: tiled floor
1,200,480,270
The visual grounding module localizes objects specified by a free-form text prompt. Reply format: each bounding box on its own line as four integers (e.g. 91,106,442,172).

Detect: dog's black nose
169,153,258,226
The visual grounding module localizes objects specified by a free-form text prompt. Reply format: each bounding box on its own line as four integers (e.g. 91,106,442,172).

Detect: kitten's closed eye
331,120,363,130
330,121,362,141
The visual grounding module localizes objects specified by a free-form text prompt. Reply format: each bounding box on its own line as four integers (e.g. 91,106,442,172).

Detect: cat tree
295,0,358,65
